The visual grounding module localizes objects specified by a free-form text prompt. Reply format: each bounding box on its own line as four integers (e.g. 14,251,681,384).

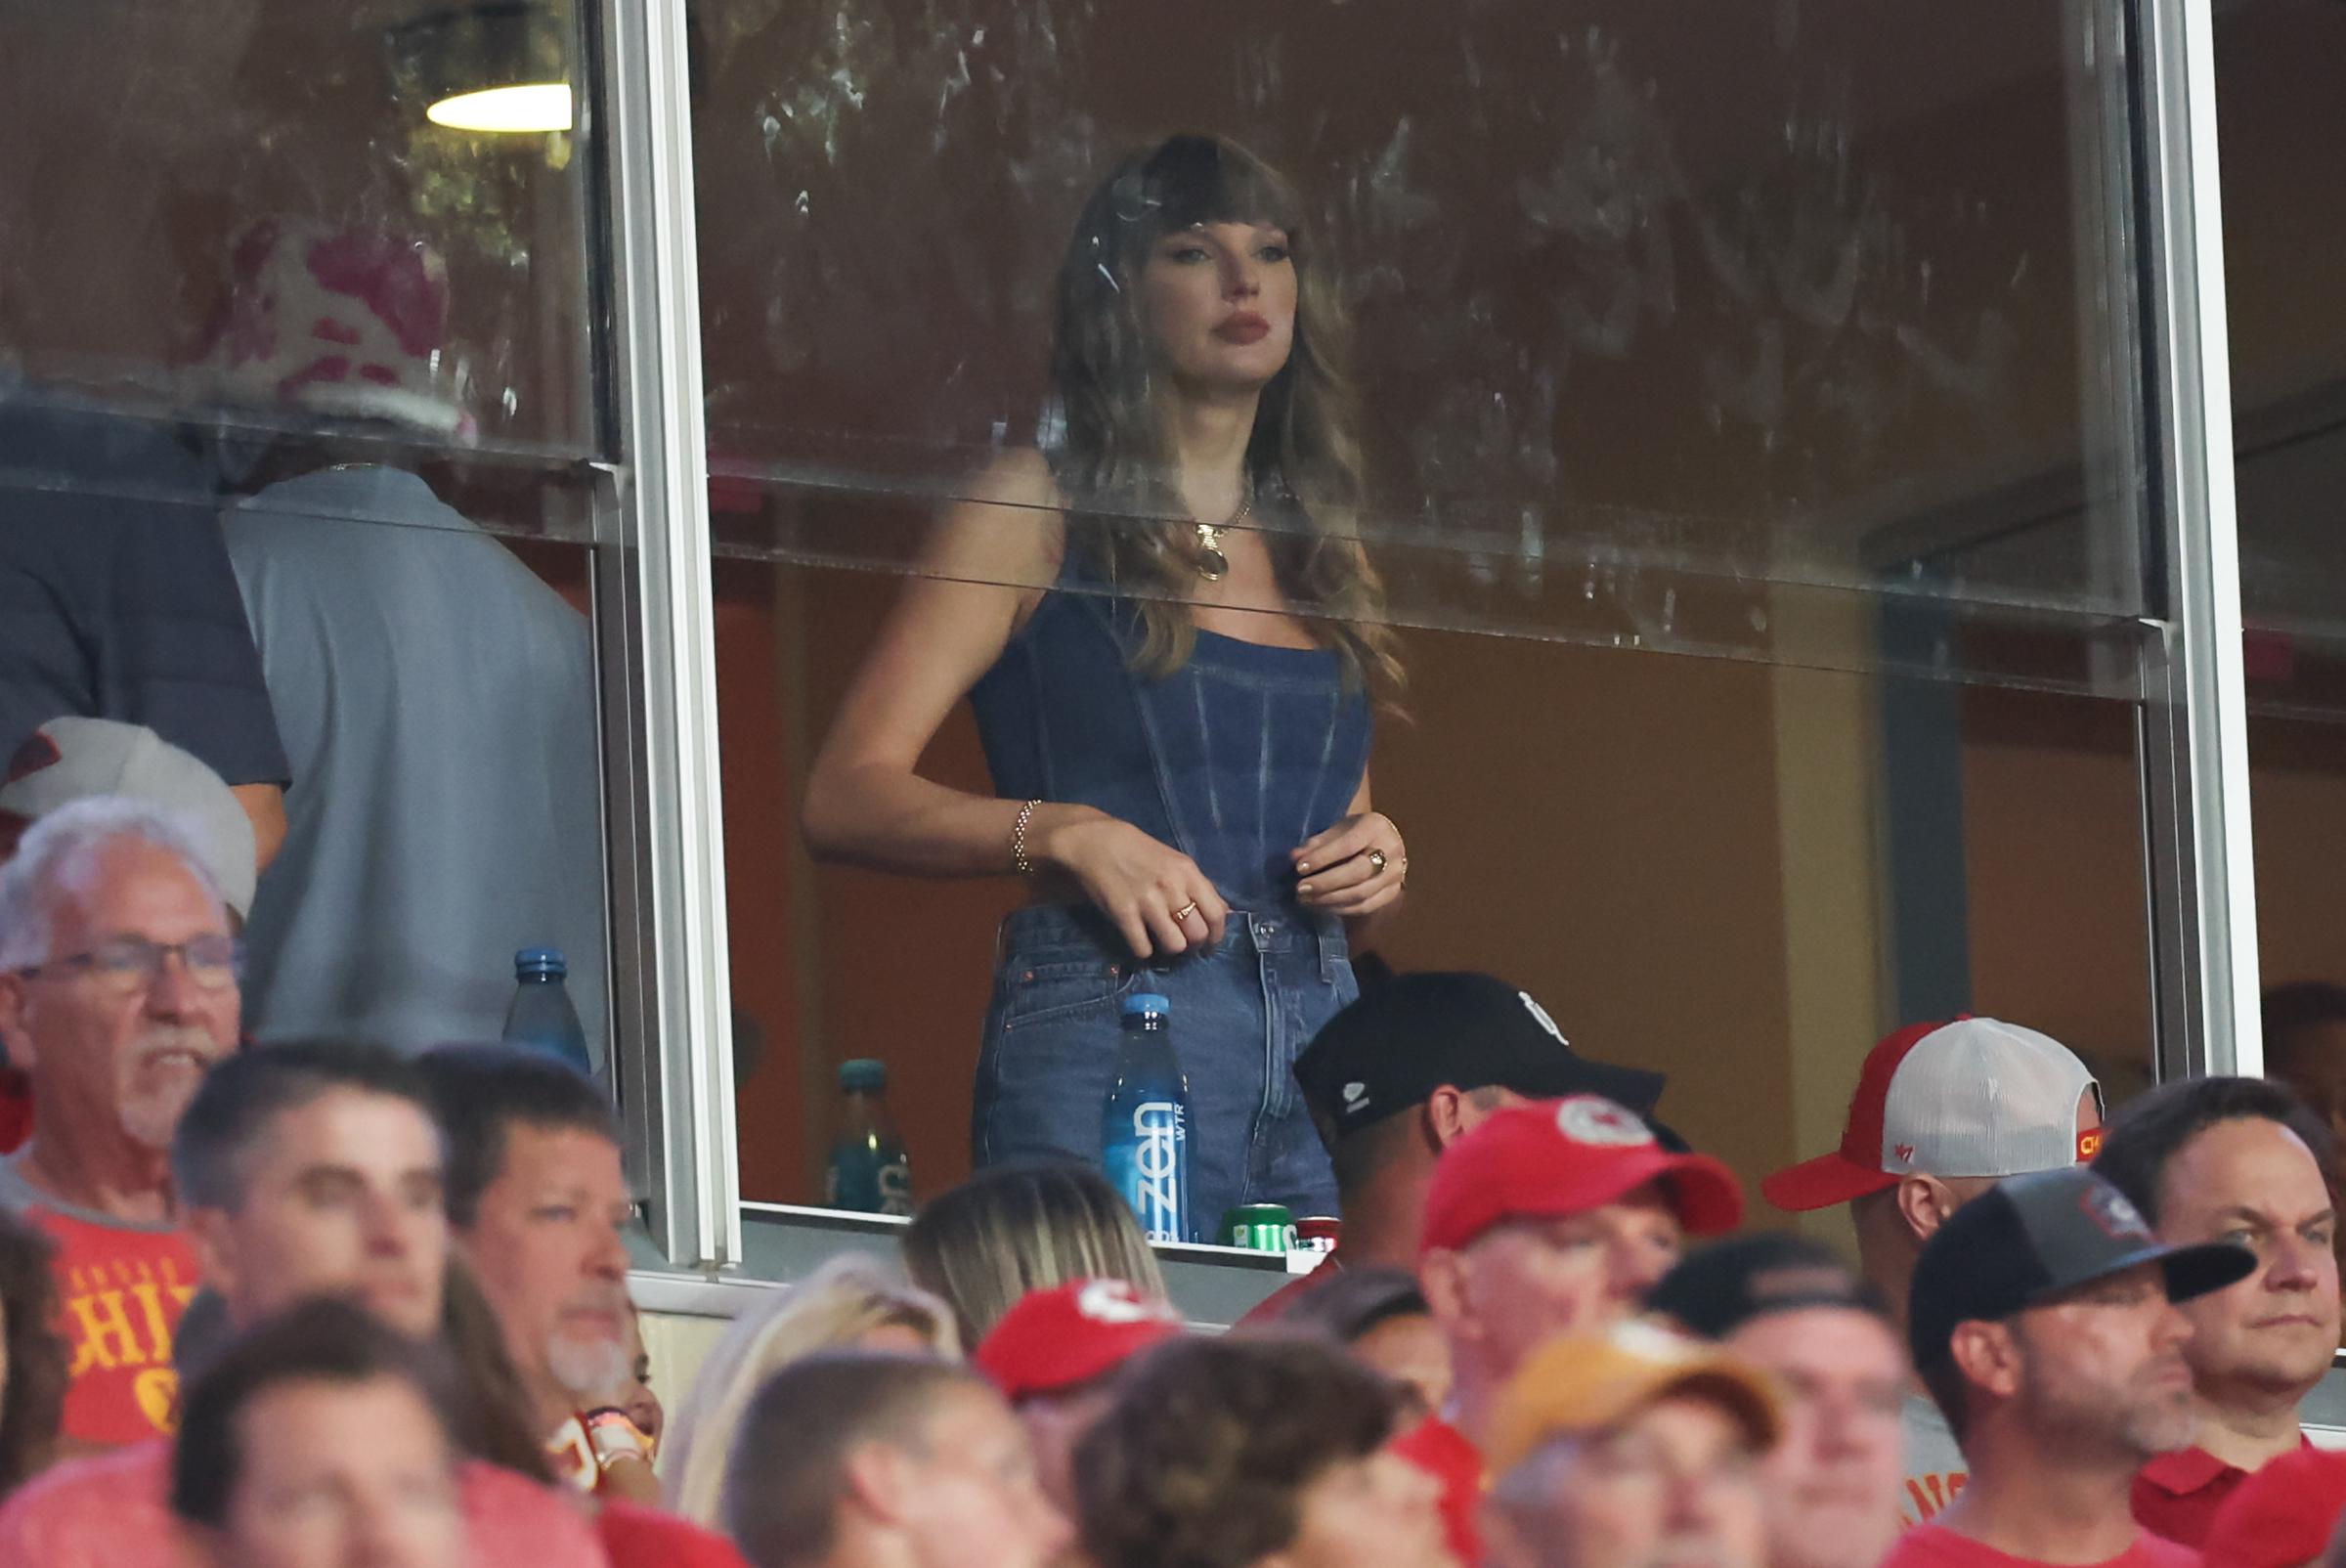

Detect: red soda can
1295,1216,1341,1253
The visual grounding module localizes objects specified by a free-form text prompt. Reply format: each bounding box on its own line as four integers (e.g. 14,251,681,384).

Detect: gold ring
1172,901,1200,923
1367,849,1389,874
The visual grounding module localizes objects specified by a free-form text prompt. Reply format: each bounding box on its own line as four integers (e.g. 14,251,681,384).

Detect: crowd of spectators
4,759,2346,1568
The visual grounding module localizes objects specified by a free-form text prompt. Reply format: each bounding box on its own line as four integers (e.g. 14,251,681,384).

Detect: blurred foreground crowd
2,772,2346,1568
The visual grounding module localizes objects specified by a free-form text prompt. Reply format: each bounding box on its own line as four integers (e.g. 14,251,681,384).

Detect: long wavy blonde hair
1049,133,1404,696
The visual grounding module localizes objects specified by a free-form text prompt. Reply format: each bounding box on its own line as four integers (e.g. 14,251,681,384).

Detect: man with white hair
0,795,242,1445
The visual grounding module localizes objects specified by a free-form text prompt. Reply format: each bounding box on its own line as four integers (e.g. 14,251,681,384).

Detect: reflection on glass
1,3,613,1059
2221,3,2346,651
2221,2,2346,1198
695,0,2150,654
390,2,578,133
0,0,595,455
704,0,2178,1211
729,558,2163,1211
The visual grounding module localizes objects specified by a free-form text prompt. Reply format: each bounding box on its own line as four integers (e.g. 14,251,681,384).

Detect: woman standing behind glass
804,133,1409,1225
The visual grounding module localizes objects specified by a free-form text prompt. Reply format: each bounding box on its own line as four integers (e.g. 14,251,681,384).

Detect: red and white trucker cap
1760,1018,2103,1213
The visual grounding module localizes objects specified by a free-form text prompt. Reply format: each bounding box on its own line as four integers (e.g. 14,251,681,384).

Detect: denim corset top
968,581,1372,908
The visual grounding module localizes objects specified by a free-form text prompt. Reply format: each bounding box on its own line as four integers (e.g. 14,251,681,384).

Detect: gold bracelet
1012,799,1043,878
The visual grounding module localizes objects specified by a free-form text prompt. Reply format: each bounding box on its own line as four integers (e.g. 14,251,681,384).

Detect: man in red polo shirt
1404,1095,1744,1563
1886,1166,2252,1568
2090,1077,2340,1546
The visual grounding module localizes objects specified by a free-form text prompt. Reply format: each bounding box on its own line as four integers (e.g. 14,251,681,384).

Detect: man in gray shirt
224,464,607,1061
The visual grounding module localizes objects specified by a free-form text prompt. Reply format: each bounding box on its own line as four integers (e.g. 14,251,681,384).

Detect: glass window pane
2,0,616,1063
2222,5,2346,1163
1,0,599,456
697,1,2169,1222
696,0,2149,679
717,559,2160,1219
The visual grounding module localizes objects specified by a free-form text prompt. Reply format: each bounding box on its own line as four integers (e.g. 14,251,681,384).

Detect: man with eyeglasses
0,795,242,1448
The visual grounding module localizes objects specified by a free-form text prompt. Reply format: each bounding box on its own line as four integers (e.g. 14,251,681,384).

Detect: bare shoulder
919,447,1067,593
962,446,1063,510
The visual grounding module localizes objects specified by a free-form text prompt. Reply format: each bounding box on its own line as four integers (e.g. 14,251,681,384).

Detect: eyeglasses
14,935,243,996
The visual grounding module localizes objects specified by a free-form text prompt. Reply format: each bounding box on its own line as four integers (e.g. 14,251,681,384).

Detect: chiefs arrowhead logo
1556,1095,1654,1149
1075,1280,1176,1327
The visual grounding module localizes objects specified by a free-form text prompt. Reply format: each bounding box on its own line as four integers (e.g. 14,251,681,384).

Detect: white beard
546,1331,631,1401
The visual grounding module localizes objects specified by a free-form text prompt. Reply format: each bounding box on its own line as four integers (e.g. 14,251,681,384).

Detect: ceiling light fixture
390,2,573,136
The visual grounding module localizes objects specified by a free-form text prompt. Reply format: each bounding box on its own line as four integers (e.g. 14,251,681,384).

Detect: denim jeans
973,901,1353,1231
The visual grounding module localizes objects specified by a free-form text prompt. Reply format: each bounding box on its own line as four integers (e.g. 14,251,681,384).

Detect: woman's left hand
1291,812,1408,915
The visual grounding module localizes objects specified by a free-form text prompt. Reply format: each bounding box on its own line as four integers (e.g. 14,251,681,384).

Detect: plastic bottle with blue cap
827,1059,914,1216
500,947,593,1075
1103,992,1193,1242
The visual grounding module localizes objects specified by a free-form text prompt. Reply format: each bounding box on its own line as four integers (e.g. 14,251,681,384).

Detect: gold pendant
1196,523,1229,582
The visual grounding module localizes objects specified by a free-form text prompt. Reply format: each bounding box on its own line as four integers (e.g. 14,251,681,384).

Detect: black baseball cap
1293,973,1666,1141
1648,1233,1892,1341
1907,1165,2255,1372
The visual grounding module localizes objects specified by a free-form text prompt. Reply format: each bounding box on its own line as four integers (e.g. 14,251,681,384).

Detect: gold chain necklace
1195,495,1253,582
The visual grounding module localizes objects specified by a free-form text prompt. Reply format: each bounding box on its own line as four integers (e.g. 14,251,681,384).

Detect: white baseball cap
0,718,258,919
1761,1017,2103,1211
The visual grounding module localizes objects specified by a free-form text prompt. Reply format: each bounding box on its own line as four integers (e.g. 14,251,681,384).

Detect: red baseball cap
1760,1019,2103,1213
974,1279,1183,1402
2201,1448,2346,1568
1420,1096,1744,1255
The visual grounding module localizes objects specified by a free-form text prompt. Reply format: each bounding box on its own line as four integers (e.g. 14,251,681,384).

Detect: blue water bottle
826,1059,913,1216
500,947,593,1075
1103,993,1192,1243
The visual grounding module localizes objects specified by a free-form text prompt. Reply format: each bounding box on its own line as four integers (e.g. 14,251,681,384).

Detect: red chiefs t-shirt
2132,1442,2309,1548
599,1500,756,1568
1884,1524,2201,1568
0,1161,199,1445
1391,1415,1484,1565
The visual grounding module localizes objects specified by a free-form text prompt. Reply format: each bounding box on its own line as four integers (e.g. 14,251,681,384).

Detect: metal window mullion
598,0,741,1267
2137,0,2260,1074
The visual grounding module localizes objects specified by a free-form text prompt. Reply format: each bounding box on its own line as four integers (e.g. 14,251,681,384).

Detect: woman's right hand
1033,805,1229,959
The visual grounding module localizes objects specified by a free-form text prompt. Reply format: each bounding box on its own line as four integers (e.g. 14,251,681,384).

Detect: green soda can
1220,1203,1296,1252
